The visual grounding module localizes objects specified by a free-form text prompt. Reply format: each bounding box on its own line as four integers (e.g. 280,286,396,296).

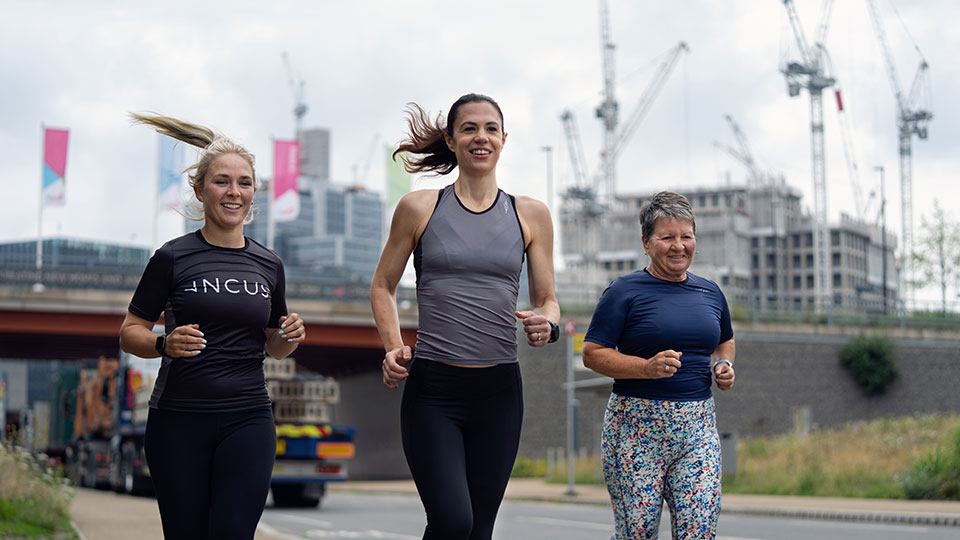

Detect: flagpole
153,136,161,249
35,124,45,292
267,137,275,250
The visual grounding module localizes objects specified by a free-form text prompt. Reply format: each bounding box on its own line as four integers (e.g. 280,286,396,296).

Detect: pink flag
273,140,300,222
42,128,70,206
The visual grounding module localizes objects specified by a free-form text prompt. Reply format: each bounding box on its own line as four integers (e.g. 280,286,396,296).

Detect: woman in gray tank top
371,94,561,540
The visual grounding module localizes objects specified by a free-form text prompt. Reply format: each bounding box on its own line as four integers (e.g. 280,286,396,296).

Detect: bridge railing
1,267,418,305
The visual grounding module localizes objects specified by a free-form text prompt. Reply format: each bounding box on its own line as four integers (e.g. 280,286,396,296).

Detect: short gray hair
639,191,696,239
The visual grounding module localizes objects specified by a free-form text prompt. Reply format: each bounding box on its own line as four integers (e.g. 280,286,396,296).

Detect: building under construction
558,181,899,316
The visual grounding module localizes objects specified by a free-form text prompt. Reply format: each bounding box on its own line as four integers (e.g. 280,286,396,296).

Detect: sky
0,1,955,300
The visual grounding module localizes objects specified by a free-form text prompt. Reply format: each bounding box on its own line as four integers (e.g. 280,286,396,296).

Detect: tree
910,199,960,314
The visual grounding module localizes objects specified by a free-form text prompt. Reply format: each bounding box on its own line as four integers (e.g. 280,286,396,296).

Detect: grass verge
0,441,78,539
513,413,960,500
723,413,960,498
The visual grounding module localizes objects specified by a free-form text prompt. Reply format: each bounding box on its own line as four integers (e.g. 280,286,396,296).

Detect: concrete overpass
0,286,418,376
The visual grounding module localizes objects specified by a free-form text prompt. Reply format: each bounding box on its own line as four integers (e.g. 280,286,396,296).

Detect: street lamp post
875,166,888,314
540,146,553,216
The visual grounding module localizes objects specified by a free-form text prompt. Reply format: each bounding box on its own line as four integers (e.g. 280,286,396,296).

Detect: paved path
70,479,960,539
68,489,287,540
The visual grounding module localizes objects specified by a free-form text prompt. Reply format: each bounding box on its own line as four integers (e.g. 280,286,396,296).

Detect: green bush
901,425,960,500
839,335,899,396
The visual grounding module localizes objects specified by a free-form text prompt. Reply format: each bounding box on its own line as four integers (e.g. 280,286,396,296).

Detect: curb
721,506,960,527
330,484,960,527
71,520,89,540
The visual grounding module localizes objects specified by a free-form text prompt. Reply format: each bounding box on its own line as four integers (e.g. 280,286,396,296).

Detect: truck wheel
115,457,131,494
113,450,128,494
77,443,91,488
271,483,323,508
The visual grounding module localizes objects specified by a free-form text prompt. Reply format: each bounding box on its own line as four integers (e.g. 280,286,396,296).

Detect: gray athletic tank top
413,185,525,365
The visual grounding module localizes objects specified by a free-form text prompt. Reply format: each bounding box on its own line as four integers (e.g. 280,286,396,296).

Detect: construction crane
780,0,836,314
352,133,381,186
560,110,590,192
595,0,617,201
865,0,933,306
593,0,687,200
282,51,309,137
558,1,687,284
610,41,688,164
715,114,764,187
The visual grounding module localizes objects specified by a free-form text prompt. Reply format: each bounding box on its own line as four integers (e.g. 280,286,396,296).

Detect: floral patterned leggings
601,394,722,540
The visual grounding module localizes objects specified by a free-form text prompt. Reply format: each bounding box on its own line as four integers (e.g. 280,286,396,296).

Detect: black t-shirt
128,230,287,412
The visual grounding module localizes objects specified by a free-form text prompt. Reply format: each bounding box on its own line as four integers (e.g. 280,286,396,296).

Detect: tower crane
352,133,381,186
560,110,590,193
715,114,763,187
558,1,687,284
595,0,617,201
282,51,309,137
780,0,836,314
864,0,933,306
610,41,688,165
593,0,688,200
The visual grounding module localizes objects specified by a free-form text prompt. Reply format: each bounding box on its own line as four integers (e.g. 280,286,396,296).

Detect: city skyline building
0,237,149,290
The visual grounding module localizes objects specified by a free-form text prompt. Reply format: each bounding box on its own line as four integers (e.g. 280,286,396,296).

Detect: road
258,492,959,540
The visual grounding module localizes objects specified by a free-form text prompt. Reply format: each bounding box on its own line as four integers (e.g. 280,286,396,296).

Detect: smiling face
194,152,255,235
443,101,507,175
642,217,696,282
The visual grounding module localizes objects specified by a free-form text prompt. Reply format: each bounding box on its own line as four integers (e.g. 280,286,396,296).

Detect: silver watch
712,358,733,371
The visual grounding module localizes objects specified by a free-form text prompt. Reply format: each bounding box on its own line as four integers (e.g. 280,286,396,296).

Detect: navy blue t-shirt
128,230,287,413
584,269,733,401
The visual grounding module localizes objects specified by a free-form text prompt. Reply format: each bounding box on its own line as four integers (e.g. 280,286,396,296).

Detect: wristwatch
547,321,560,344
713,358,733,371
155,334,166,357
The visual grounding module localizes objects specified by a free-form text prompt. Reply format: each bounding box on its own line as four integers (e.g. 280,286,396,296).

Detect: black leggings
143,407,276,540
401,360,523,540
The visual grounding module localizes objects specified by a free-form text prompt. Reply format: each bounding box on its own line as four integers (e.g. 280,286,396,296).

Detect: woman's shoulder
397,188,443,216
154,230,200,257
686,272,724,294
244,237,283,263
512,194,548,217
512,194,551,236
602,271,650,296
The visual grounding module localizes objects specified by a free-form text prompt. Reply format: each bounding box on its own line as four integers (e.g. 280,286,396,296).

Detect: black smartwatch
154,334,166,357
547,320,560,344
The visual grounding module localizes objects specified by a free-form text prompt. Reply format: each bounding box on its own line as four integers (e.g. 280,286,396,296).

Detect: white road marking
260,516,419,540
257,521,308,540
272,513,333,527
303,530,420,539
517,515,614,531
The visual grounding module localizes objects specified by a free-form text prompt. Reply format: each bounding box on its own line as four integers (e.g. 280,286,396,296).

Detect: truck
265,356,355,508
71,353,156,495
8,350,355,508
